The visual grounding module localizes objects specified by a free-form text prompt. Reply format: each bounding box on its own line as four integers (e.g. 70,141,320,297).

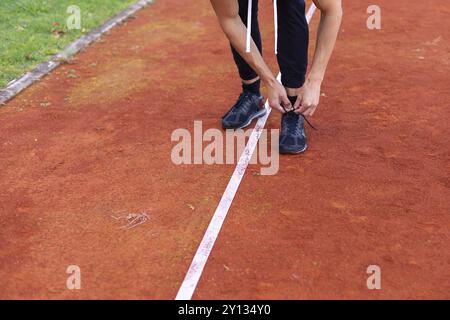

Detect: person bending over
211,0,342,154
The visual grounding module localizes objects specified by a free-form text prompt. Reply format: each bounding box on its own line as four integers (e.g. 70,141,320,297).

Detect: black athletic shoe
279,111,308,154
222,92,266,129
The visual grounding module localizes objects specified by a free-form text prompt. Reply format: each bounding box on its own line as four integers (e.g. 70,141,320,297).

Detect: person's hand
267,79,292,113
294,79,322,116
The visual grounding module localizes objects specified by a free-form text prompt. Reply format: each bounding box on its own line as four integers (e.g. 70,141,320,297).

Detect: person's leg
222,0,266,130
230,0,262,93
277,0,310,154
276,0,309,94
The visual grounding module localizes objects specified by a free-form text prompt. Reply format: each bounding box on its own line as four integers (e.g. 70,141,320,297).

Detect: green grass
0,0,136,88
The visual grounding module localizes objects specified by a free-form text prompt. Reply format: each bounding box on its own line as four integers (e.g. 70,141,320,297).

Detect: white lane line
175,3,317,301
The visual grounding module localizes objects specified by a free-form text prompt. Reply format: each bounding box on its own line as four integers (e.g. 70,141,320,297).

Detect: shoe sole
222,108,267,130
279,144,308,155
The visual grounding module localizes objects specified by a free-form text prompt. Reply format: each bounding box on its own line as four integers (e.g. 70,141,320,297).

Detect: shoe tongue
286,111,300,120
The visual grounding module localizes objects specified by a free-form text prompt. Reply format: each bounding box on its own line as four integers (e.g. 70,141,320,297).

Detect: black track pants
230,0,309,88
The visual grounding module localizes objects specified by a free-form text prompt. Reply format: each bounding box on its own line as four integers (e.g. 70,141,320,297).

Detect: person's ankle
242,79,261,95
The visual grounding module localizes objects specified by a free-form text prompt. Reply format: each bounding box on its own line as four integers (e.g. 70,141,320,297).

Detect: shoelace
282,105,318,131
299,112,318,131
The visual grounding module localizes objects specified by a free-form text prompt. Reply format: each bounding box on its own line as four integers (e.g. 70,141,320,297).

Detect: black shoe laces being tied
282,104,318,131
299,112,318,131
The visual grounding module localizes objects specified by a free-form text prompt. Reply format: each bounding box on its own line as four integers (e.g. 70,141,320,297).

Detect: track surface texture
0,0,449,299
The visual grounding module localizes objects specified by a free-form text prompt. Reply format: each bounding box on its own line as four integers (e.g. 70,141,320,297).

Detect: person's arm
210,0,291,113
295,0,343,116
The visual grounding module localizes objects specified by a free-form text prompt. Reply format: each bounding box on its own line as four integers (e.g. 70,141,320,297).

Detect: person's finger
281,95,292,111
293,94,302,110
304,103,316,116
303,109,313,117
280,101,290,112
270,101,285,113
296,103,310,115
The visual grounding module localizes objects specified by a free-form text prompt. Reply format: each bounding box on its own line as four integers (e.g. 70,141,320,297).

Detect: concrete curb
0,0,154,105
